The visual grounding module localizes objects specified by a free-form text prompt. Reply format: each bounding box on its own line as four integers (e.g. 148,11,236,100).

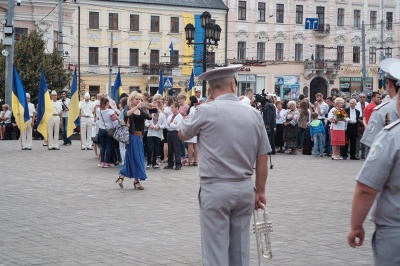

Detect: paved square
0,140,373,265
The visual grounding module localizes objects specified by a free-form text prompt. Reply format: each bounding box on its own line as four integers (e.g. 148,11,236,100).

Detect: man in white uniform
241,88,253,105
79,92,95,150
48,90,62,150
348,89,400,265
21,93,36,150
179,65,271,266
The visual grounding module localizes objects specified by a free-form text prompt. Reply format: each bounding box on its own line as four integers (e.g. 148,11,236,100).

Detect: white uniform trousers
199,178,254,266
21,118,33,149
80,117,92,149
48,116,60,149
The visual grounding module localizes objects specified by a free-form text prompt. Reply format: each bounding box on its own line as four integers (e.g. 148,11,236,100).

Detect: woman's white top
185,106,198,143
97,109,116,129
276,109,287,124
0,110,12,123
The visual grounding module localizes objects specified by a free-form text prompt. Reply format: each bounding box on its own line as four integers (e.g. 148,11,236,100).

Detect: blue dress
119,109,151,180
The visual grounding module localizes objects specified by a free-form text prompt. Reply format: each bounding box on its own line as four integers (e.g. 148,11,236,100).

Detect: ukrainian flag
36,71,53,140
12,66,30,133
67,69,80,137
186,69,195,104
111,68,123,103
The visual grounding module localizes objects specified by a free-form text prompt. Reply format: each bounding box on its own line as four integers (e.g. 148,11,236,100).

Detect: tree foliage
0,30,70,104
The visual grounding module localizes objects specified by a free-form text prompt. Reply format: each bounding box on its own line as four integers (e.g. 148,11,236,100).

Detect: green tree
0,30,70,104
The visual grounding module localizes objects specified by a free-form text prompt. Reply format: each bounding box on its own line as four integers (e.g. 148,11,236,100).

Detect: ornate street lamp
185,11,221,97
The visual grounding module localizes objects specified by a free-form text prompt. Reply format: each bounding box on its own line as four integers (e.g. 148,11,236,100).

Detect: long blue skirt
119,135,147,180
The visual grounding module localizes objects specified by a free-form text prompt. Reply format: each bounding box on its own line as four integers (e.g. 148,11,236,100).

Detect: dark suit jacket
345,107,360,135
263,103,276,129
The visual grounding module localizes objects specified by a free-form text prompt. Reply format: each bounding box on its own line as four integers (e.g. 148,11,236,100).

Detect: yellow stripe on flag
11,93,28,132
37,91,53,140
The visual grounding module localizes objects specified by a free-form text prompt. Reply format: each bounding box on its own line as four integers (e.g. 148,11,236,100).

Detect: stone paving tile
0,140,373,265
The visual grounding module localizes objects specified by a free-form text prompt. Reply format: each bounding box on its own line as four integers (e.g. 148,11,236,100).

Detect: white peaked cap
199,65,242,82
51,90,57,95
26,93,30,98
387,62,400,81
84,92,90,99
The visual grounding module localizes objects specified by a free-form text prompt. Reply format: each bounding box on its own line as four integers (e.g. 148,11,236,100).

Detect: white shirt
59,98,70,117
52,101,63,115
276,109,287,124
356,101,369,117
145,112,166,139
349,107,357,123
163,106,172,118
241,96,251,105
166,113,183,131
79,100,95,117
0,110,12,123
316,101,329,119
28,102,36,117
97,109,116,129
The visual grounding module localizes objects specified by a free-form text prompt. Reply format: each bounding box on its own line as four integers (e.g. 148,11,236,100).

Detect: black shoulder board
374,101,389,110
384,119,400,131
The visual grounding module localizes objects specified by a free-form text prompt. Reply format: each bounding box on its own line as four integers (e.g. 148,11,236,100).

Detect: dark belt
53,114,59,116
200,177,250,183
168,130,178,133
81,116,90,118
133,130,142,136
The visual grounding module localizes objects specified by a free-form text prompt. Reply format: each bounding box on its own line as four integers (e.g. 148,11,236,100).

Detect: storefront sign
275,75,301,100
237,75,256,82
344,67,379,75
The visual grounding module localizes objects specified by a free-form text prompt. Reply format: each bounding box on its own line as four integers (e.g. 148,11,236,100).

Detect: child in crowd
310,112,325,157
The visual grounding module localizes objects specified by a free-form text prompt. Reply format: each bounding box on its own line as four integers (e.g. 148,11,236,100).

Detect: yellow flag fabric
67,70,79,137
37,71,54,140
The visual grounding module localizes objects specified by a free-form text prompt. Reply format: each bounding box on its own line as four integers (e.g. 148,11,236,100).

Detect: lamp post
184,11,222,98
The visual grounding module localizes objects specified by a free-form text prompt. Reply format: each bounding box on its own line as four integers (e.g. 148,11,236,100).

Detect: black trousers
147,136,161,166
340,124,358,158
167,131,182,167
267,128,275,153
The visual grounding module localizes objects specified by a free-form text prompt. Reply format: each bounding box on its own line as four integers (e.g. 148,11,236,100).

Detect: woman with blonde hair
116,91,151,189
327,97,347,160
283,101,300,155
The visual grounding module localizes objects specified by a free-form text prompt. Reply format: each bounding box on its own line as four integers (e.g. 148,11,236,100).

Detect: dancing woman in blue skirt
116,91,151,190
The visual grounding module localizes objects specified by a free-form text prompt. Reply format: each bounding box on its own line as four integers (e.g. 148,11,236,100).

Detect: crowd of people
240,89,386,160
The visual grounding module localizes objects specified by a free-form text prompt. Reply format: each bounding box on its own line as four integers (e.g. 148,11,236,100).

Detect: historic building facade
76,0,228,97
223,0,400,102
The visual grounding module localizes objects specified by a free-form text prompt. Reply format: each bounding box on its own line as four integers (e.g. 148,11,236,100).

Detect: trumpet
253,203,273,265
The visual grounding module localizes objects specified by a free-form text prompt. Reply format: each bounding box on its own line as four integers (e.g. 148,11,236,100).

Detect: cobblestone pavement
0,140,373,265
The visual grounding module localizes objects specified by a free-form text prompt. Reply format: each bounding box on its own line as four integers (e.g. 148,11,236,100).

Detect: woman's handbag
113,123,129,144
92,134,99,144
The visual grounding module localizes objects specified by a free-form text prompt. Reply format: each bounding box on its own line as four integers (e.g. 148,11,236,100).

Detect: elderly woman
0,104,12,140
327,97,347,160
283,101,300,155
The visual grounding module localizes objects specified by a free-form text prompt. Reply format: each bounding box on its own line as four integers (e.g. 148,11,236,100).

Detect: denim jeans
62,117,71,144
297,127,306,149
313,132,325,155
98,128,114,163
147,136,161,166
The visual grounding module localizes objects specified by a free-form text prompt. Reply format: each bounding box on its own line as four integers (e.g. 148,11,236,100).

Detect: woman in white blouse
183,96,199,166
275,101,287,153
0,104,12,140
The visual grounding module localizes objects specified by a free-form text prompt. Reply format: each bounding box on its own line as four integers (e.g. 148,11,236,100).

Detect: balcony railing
304,59,340,71
313,24,330,37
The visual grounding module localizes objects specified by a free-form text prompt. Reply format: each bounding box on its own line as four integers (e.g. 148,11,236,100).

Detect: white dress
185,106,197,143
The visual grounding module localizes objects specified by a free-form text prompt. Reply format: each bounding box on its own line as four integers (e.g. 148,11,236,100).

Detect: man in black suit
263,97,276,154
341,99,360,160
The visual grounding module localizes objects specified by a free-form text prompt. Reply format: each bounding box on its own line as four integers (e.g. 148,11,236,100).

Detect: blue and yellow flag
186,69,195,104
111,69,122,103
12,66,30,132
67,69,80,137
36,71,53,140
